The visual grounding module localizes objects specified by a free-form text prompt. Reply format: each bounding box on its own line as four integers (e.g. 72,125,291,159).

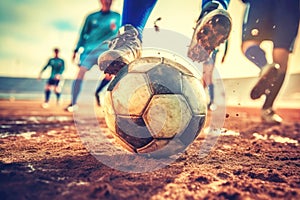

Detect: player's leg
54,80,62,105
66,45,111,111
95,73,113,106
187,0,231,62
241,0,278,100
261,0,299,124
260,48,288,124
242,41,280,100
65,67,87,112
98,0,157,74
42,82,52,109
121,0,157,38
203,50,218,110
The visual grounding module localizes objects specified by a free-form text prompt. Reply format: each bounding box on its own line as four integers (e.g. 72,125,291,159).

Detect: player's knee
76,66,88,79
55,86,61,93
45,85,52,90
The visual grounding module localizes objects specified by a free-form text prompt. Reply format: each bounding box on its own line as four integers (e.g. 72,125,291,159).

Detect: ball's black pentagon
146,63,182,94
116,116,153,149
178,115,206,146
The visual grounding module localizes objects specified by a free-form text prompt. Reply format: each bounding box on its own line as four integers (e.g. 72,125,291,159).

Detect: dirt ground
0,100,299,200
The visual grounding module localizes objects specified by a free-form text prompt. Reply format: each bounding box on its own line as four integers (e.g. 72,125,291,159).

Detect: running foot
250,63,280,100
208,102,217,111
56,99,62,106
65,104,78,112
41,102,49,109
98,25,142,75
188,2,231,62
261,108,282,124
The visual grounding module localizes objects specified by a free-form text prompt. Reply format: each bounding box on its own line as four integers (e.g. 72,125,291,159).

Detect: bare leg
262,48,288,109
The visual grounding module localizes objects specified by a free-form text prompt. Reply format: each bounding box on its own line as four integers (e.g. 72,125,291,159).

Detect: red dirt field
0,100,299,200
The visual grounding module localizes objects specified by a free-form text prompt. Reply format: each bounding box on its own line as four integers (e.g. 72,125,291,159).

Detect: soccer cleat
250,63,280,100
208,102,217,111
41,102,49,109
64,104,78,112
98,25,142,75
56,99,62,106
261,108,282,124
188,2,231,62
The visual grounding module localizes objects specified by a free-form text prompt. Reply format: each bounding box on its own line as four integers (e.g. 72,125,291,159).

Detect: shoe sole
250,66,279,100
99,50,130,75
188,9,231,62
102,60,127,75
261,117,281,125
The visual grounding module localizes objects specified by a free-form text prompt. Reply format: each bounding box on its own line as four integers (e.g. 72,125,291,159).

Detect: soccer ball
103,52,207,157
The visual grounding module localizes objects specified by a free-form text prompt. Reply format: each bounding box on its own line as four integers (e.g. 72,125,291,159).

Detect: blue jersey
75,10,121,53
41,58,65,79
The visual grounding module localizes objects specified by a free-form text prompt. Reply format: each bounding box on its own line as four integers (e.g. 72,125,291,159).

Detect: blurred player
38,48,65,108
98,0,232,75
241,0,299,124
203,49,219,111
65,0,120,112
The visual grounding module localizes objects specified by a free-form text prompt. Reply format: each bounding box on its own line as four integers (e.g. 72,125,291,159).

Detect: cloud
0,0,101,78
51,20,78,32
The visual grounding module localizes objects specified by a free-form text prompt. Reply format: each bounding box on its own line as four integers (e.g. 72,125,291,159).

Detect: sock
262,73,285,109
45,90,50,103
71,79,83,105
121,0,157,39
202,0,229,9
96,78,111,94
56,92,61,102
245,45,268,69
207,84,214,104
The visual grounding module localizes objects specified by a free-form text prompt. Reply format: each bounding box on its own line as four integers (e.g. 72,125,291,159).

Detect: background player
203,49,219,111
38,48,65,109
65,0,120,112
241,0,299,124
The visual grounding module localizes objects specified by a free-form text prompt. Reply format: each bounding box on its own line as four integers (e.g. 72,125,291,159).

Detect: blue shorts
47,78,60,86
242,0,299,51
79,44,108,70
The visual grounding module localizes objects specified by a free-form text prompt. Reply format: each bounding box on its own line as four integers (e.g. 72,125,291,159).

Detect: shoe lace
106,28,140,49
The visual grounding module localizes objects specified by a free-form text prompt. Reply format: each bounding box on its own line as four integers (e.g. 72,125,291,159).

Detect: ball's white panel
128,57,160,73
182,75,207,115
143,94,192,138
129,56,195,76
103,92,117,133
112,73,152,116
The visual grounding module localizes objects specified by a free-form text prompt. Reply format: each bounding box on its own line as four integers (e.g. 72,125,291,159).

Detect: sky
0,0,299,79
